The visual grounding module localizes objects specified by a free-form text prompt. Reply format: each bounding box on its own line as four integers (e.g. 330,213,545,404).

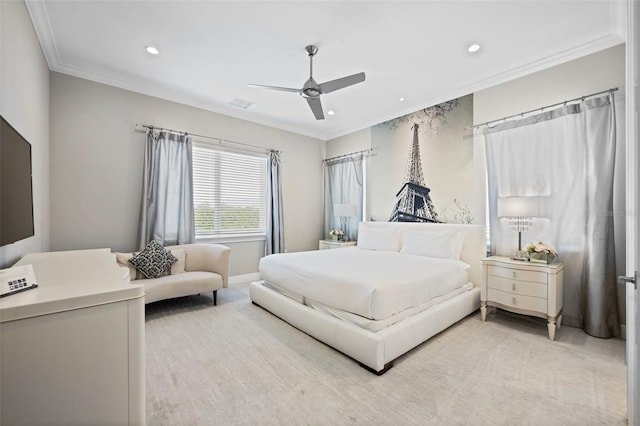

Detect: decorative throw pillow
129,240,177,279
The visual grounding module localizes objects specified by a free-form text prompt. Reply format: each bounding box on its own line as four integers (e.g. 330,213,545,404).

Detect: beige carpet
144,284,627,425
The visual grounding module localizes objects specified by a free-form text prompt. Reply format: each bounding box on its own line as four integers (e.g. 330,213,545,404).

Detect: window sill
195,234,266,244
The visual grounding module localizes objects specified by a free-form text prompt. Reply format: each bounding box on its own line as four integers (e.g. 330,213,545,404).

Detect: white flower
526,242,557,255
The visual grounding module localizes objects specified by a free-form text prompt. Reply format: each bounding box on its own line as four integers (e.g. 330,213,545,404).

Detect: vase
529,252,555,264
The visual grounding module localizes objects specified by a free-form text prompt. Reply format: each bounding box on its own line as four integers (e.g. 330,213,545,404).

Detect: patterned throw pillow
129,240,178,279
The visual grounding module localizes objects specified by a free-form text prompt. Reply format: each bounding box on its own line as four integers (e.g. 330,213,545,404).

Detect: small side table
319,240,357,250
481,256,564,340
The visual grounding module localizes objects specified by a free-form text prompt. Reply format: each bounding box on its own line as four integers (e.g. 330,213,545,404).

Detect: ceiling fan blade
318,72,365,94
306,97,325,120
246,84,301,94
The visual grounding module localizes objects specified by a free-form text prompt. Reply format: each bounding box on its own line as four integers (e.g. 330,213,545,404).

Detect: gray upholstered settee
116,243,231,305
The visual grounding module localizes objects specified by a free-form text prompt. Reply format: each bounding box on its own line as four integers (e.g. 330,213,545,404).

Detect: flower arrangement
329,229,345,241
525,242,558,263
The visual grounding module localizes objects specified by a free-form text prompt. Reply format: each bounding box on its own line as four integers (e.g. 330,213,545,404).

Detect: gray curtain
265,150,284,255
324,153,365,241
484,93,622,337
137,129,194,249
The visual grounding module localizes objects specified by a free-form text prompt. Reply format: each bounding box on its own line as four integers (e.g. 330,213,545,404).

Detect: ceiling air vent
230,98,253,109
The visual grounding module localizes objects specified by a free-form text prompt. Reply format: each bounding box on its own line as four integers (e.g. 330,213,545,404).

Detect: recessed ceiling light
229,97,253,109
145,46,159,55
327,110,335,116
467,43,480,53
399,97,405,102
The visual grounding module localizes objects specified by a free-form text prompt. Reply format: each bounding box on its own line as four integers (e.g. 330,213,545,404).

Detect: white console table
0,249,145,425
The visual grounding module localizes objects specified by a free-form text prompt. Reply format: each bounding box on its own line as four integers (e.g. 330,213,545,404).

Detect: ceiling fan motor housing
248,44,365,120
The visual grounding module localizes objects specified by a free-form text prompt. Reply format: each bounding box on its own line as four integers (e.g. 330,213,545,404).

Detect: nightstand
319,240,357,250
481,256,564,340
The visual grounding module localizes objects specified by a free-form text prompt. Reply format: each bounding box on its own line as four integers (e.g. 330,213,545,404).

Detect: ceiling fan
247,45,365,120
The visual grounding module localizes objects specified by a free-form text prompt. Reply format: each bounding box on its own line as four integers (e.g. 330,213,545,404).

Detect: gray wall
325,44,626,326
0,0,50,268
327,45,625,229
49,72,325,276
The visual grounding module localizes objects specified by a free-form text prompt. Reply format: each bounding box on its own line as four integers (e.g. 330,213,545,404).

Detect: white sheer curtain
324,153,365,241
485,93,622,337
137,129,194,249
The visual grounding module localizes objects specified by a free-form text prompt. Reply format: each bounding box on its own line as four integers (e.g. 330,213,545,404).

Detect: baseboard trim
229,273,260,287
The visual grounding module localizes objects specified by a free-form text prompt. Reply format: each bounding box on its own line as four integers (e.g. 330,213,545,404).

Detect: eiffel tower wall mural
370,94,474,224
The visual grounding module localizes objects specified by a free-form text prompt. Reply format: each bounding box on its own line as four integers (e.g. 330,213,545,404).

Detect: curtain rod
135,123,277,153
468,87,619,130
323,148,373,163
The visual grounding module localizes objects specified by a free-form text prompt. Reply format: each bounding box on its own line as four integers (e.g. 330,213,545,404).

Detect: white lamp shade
334,203,358,217
497,196,544,218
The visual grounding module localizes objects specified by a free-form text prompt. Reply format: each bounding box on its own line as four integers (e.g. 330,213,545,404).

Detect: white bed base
250,282,479,373
250,223,485,374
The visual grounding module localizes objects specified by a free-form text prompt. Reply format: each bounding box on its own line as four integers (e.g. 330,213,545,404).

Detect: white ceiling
27,0,625,140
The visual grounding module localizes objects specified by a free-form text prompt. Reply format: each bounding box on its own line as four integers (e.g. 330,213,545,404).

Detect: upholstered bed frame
250,222,485,374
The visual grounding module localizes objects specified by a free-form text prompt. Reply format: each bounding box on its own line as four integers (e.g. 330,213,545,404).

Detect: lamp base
510,250,529,262
510,255,528,261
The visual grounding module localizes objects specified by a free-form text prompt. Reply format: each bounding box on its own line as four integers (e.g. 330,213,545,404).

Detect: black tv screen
1,115,35,246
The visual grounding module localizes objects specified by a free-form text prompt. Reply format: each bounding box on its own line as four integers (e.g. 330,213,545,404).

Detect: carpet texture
145,285,627,425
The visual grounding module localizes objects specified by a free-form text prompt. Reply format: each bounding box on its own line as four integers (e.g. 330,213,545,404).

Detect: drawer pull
512,271,517,278
512,283,516,291
512,297,517,305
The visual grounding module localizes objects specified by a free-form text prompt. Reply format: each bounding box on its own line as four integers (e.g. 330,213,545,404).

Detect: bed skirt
249,281,480,374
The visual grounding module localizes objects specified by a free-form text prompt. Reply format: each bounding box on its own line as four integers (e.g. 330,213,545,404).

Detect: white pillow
357,226,401,251
400,229,465,260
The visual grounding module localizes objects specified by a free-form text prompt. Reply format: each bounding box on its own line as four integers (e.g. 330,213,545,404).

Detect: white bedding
258,247,470,321
306,283,474,332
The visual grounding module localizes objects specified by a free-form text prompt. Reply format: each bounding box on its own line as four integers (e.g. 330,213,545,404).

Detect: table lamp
334,203,358,240
497,196,543,261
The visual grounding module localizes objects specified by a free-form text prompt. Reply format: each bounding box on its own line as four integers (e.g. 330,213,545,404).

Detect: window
192,142,268,238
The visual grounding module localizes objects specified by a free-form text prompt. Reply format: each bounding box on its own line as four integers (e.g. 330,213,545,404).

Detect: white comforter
259,248,469,320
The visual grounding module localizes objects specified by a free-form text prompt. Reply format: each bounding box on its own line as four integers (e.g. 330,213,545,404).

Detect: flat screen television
1,115,35,246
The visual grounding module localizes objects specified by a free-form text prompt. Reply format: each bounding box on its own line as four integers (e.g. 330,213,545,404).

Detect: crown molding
25,0,625,142
25,0,59,70
323,34,625,141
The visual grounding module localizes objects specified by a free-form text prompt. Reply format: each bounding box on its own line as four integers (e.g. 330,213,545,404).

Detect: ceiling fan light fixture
248,45,365,121
145,46,159,55
467,43,480,53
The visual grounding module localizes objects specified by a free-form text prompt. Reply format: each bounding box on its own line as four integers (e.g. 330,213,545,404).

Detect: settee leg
213,290,217,306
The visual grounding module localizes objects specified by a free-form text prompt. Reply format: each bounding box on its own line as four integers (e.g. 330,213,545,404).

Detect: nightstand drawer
487,288,547,313
487,265,547,284
487,275,548,298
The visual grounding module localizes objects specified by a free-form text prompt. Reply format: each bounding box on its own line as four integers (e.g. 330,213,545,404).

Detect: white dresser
481,256,564,340
0,249,145,425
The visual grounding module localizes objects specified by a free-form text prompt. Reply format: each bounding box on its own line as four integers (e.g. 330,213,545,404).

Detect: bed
249,222,484,374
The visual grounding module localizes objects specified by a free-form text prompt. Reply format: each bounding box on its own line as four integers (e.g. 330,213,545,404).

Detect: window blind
192,142,268,237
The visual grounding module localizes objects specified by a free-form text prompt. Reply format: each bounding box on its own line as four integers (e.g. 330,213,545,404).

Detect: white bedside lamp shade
497,196,542,218
497,196,544,254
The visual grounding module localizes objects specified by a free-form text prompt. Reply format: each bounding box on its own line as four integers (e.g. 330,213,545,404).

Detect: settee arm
167,243,231,288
